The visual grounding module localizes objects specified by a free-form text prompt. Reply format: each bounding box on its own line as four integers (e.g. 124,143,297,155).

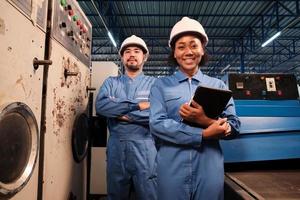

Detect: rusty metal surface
226,170,300,199
43,39,90,199
0,0,47,199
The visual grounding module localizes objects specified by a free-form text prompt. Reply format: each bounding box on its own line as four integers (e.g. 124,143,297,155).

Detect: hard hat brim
119,44,148,56
169,31,208,48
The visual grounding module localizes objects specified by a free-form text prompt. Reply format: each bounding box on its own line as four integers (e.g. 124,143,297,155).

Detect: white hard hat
169,17,208,47
119,35,149,56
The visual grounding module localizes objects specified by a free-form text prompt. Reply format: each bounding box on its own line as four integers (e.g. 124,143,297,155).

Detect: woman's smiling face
174,35,204,76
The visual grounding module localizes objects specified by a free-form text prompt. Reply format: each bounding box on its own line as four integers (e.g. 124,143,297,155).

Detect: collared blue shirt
150,69,240,146
96,72,156,140
149,69,240,200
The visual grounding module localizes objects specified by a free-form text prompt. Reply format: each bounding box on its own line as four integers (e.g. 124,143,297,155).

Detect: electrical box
223,73,299,100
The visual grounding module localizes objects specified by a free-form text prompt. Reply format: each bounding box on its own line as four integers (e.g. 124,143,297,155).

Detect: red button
68,10,74,16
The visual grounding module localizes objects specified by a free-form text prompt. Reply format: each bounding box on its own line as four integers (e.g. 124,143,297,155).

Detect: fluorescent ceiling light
108,31,117,47
91,0,118,48
221,64,231,73
261,31,281,47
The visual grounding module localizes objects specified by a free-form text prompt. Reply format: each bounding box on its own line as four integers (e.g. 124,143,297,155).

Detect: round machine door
72,113,89,163
0,102,39,198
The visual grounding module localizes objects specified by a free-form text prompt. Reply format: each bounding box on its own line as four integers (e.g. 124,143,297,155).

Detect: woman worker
149,17,241,200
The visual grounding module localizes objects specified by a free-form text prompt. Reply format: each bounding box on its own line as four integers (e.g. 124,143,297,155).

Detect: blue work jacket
149,69,240,199
150,69,240,145
96,72,156,140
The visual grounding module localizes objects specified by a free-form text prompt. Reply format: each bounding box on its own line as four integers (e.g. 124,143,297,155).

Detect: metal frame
78,0,300,81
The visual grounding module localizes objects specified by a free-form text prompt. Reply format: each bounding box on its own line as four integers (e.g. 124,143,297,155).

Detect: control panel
224,73,299,100
52,0,92,66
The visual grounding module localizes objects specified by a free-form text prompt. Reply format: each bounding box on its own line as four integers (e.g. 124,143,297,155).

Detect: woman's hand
179,100,214,127
202,118,231,139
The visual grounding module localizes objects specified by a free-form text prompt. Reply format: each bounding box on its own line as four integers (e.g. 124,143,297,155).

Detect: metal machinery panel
221,73,300,163
41,0,92,199
0,0,47,199
225,169,300,199
52,0,91,67
227,73,299,100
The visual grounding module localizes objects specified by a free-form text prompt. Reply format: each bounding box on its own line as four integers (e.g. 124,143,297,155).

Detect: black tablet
192,85,232,119
183,85,232,127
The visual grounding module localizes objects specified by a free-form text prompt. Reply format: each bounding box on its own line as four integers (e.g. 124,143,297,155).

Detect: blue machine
220,73,300,163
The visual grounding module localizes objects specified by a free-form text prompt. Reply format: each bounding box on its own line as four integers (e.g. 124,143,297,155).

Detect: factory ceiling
78,0,300,82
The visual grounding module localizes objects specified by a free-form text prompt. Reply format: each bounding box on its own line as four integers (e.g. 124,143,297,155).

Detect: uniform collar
124,72,145,81
174,69,204,83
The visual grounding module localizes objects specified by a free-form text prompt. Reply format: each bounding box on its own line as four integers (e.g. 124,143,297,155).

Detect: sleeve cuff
129,103,140,111
181,124,203,146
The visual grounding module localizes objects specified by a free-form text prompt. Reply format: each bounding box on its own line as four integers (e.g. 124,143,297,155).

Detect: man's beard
126,64,140,72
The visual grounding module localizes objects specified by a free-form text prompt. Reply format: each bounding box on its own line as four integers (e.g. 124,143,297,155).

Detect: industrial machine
40,0,92,199
221,73,300,163
221,73,300,199
0,0,47,199
1,0,92,199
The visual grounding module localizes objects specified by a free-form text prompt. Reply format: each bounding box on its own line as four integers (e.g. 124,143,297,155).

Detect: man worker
95,35,157,200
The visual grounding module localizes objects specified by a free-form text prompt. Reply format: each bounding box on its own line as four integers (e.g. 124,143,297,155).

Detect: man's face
122,46,146,72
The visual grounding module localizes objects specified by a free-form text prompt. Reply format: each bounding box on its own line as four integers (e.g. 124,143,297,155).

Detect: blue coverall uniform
96,73,157,200
149,69,240,200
